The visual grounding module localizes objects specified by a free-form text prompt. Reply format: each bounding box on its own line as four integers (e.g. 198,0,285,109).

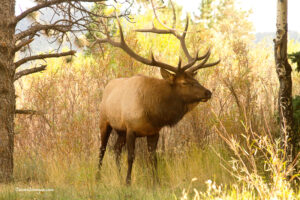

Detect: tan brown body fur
100,75,193,137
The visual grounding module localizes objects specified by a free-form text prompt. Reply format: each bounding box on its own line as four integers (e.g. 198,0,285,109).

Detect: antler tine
182,16,189,40
192,59,221,71
181,50,199,71
177,57,182,71
96,15,178,73
188,51,221,73
140,0,193,63
197,48,211,60
181,48,213,71
152,54,179,72
178,16,193,62
150,51,159,66
116,16,125,44
170,0,176,29
96,5,220,75
187,50,211,72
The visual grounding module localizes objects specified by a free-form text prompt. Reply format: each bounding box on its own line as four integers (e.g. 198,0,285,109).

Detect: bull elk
95,12,220,184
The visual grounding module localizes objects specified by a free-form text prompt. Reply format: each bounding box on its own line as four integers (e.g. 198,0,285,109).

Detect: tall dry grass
9,13,300,199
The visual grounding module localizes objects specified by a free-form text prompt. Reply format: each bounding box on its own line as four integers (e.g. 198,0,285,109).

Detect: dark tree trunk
0,0,110,183
0,0,16,182
274,0,298,162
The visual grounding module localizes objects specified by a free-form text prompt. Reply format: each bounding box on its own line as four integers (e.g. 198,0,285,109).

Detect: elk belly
127,118,160,137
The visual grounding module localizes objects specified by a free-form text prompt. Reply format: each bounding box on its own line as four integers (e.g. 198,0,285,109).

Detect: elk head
160,68,212,104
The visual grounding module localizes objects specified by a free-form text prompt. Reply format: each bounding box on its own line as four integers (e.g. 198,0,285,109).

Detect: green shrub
293,95,300,133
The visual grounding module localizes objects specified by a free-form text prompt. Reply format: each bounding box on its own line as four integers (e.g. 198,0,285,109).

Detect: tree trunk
0,0,16,182
274,0,297,162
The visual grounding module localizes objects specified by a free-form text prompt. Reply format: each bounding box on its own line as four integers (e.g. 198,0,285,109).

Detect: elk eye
182,82,189,86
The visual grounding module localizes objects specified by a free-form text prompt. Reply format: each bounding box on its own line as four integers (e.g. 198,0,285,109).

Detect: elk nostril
205,90,212,98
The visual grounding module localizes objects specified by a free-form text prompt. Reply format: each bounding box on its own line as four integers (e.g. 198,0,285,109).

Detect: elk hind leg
96,122,112,180
147,134,160,184
114,131,126,174
126,131,136,185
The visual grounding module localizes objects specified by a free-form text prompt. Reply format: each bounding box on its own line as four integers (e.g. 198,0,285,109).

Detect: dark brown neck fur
138,76,188,128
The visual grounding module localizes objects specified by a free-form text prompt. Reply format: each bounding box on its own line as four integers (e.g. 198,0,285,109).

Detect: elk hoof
95,171,101,181
126,178,131,185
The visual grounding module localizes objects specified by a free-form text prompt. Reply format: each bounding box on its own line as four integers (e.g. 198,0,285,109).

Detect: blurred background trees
2,0,299,198
0,0,131,182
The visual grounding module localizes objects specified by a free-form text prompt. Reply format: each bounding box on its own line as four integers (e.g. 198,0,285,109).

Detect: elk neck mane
137,75,189,128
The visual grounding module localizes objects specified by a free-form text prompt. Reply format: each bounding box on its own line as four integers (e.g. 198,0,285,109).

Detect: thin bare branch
15,109,51,127
14,65,47,81
14,50,76,69
15,109,43,115
15,0,106,23
135,27,174,35
16,23,72,41
68,1,129,19
14,38,34,53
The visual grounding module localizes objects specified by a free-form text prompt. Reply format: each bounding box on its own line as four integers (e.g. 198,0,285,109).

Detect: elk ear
160,68,175,82
191,72,197,77
187,70,197,77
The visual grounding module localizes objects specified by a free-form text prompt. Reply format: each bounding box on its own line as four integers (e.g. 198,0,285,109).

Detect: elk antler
135,14,220,72
96,17,178,73
96,1,220,74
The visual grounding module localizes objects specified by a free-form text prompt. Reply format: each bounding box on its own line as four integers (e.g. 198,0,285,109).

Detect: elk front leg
147,134,159,184
126,131,136,185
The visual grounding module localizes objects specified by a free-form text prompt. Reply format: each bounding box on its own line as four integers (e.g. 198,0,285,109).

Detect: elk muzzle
200,90,212,102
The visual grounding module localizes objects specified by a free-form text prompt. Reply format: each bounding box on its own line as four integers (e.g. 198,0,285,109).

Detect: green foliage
199,0,215,28
288,51,300,72
10,0,300,199
293,95,300,133
84,3,123,55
